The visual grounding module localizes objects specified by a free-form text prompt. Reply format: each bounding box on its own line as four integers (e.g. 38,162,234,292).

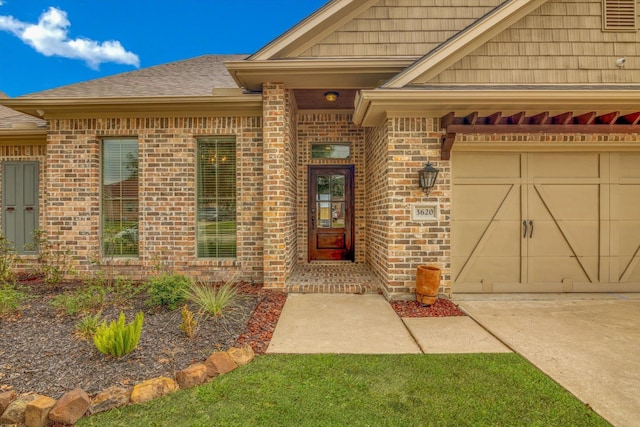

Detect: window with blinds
197,137,237,258
603,0,637,30
102,139,139,257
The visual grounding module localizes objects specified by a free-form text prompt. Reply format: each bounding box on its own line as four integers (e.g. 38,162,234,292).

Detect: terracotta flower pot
416,265,441,305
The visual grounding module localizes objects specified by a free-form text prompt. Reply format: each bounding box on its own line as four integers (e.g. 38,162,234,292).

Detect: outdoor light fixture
324,91,339,102
418,162,439,195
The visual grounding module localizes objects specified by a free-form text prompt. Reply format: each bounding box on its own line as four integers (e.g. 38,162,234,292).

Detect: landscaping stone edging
0,344,255,426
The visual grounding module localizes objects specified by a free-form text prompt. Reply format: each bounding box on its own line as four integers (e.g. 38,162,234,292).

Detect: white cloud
0,7,139,69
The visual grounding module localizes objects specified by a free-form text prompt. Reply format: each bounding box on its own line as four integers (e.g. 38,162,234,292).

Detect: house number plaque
411,203,438,221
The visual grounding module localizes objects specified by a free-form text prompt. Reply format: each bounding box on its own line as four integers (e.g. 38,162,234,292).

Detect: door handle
311,208,315,229
529,220,534,238
6,207,15,212
25,207,34,211
522,220,527,238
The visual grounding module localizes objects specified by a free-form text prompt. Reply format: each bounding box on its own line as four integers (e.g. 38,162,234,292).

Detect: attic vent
603,0,637,31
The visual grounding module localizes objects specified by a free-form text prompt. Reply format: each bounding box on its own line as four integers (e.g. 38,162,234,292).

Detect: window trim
196,136,237,259
101,138,139,258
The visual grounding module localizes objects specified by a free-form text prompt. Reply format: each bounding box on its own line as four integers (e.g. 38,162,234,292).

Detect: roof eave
225,58,418,91
0,128,47,143
0,95,263,118
353,89,640,126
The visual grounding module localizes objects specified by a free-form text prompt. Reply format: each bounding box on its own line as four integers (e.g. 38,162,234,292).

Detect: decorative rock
204,351,238,378
175,363,208,389
89,386,131,415
227,345,255,366
25,395,56,427
130,377,177,404
0,393,37,425
48,388,90,425
0,389,17,414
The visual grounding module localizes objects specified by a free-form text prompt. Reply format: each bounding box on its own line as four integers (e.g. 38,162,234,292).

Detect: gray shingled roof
18,54,248,99
0,104,46,129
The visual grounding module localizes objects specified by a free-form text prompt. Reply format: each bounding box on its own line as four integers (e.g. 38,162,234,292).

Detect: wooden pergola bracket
440,110,640,160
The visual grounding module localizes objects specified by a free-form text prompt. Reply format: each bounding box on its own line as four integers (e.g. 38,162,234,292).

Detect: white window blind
197,137,236,258
102,139,139,256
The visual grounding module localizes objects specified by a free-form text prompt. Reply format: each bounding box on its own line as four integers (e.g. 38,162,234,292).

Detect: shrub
185,280,238,317
147,273,192,310
109,276,143,306
50,285,106,316
29,229,76,288
179,304,198,338
75,311,103,340
93,311,144,357
0,234,15,285
0,282,29,317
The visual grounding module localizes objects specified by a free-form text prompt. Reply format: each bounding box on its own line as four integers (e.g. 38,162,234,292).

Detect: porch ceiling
294,89,357,110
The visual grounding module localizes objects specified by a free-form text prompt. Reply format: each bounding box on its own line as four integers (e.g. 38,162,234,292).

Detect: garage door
452,151,640,292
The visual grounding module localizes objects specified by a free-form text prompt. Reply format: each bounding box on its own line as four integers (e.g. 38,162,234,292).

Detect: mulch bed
390,298,466,317
1,278,462,401
0,277,282,400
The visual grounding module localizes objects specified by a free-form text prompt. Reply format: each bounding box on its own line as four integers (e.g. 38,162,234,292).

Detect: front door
308,165,354,261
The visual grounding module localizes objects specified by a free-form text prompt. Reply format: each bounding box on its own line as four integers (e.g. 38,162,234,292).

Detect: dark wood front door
308,165,354,261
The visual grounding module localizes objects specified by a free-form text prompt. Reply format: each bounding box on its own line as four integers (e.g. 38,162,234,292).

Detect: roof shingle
18,54,247,99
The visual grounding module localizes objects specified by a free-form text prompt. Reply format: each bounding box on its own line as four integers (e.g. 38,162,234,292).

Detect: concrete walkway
456,293,640,427
267,293,508,354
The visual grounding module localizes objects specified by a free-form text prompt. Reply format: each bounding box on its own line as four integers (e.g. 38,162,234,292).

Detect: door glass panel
317,175,330,199
332,202,345,228
317,201,331,228
331,174,345,200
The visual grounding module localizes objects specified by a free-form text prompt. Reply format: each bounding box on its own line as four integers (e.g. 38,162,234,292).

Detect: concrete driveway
456,294,640,427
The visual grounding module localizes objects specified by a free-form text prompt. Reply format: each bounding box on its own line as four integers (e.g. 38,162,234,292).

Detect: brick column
262,83,288,288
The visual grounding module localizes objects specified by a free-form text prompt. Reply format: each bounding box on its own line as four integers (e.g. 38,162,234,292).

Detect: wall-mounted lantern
418,162,439,195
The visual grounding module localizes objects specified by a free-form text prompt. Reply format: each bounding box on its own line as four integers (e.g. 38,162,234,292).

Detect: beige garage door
452,151,640,293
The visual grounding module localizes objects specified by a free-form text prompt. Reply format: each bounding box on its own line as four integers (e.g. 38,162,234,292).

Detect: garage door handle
529,220,534,238
522,220,527,238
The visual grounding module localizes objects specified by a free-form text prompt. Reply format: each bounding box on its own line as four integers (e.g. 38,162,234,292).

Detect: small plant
185,280,239,318
75,311,103,340
29,229,76,288
147,273,192,310
109,276,142,306
0,234,16,285
50,285,106,316
0,282,29,317
93,311,144,357
179,304,198,338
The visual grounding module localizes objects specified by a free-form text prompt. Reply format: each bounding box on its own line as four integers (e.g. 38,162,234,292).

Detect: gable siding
299,0,502,57
424,0,640,84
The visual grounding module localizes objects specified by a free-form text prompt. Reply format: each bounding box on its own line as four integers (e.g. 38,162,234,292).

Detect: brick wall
365,117,451,299
284,90,299,277
44,115,263,282
262,84,294,288
364,121,390,285
296,112,366,263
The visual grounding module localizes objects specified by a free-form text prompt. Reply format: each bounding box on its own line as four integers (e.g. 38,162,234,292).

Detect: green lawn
79,354,610,427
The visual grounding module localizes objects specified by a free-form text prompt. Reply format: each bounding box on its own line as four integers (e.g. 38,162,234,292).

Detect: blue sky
0,0,327,97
